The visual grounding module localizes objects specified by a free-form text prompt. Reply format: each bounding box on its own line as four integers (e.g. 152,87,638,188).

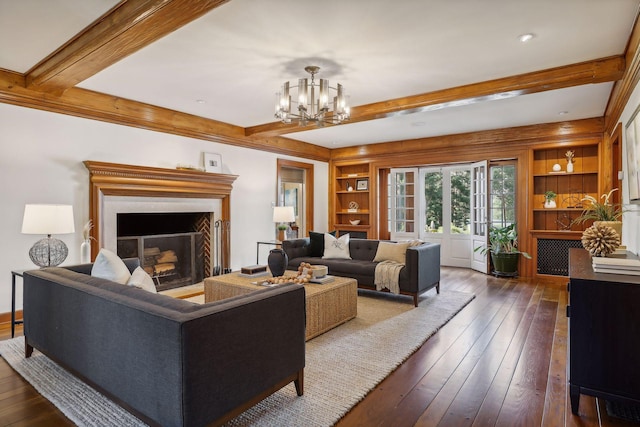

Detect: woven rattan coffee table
204,272,357,340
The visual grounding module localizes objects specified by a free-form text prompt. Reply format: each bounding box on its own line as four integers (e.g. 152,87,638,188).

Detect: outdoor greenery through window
489,164,516,228
424,171,443,233
450,170,471,234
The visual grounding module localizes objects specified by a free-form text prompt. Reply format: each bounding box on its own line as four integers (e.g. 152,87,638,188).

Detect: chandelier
275,65,350,127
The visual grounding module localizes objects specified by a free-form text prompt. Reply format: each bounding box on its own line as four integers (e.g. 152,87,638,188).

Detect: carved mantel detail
84,160,238,261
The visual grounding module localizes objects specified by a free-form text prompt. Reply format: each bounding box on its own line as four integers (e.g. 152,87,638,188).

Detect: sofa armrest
405,242,441,293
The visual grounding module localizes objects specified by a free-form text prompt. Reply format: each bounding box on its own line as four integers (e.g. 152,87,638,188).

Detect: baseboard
0,310,23,325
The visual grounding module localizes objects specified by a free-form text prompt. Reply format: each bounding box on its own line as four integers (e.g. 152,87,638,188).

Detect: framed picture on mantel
204,153,222,173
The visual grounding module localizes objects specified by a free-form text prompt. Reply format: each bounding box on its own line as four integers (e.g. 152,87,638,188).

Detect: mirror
277,159,314,239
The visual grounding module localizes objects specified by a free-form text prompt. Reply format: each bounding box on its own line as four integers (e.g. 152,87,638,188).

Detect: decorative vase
268,248,288,278
80,239,91,263
567,161,574,173
544,199,557,208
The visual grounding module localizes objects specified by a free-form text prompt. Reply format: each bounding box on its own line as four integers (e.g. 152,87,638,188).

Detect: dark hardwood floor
0,267,637,426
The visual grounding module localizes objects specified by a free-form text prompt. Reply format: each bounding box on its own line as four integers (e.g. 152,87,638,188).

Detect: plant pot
490,252,520,277
544,200,556,208
594,221,622,238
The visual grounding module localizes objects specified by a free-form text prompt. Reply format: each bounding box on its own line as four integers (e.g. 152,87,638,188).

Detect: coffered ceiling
0,0,638,151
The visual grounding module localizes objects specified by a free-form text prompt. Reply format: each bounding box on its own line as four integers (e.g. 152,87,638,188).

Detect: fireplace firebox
116,212,210,291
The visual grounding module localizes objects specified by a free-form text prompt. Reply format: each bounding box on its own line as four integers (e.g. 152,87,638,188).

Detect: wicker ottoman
204,273,357,340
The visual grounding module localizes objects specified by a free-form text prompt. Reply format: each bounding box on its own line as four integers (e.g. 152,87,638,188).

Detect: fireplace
84,161,238,285
116,212,209,291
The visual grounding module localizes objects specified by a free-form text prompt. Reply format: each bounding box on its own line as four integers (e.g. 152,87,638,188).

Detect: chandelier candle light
275,66,350,126
21,204,75,267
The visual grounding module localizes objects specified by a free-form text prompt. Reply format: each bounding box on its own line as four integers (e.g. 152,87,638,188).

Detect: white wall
0,103,329,313
618,82,640,255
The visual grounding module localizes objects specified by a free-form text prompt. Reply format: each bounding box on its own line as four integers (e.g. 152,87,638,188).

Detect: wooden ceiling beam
245,56,625,138
25,0,230,94
330,118,605,161
0,69,330,161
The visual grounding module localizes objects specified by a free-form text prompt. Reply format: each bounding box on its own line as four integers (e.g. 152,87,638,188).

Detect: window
489,164,516,228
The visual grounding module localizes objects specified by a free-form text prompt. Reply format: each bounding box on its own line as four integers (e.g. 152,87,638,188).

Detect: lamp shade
273,206,295,223
22,204,75,235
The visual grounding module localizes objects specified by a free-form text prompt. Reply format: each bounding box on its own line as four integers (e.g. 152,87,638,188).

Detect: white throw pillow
373,241,410,264
323,233,351,259
127,267,157,293
91,248,131,284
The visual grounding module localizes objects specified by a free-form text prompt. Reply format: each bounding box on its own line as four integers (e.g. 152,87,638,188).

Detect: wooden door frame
277,159,314,237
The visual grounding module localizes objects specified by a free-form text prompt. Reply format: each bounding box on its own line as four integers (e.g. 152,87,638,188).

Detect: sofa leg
436,282,440,294
294,369,304,396
413,294,419,307
25,338,33,358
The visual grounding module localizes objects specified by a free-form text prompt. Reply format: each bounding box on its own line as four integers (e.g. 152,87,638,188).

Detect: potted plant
475,223,531,277
544,190,557,208
572,188,624,236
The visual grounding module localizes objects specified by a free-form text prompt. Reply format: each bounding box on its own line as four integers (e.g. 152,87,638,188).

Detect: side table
11,270,26,338
256,240,281,264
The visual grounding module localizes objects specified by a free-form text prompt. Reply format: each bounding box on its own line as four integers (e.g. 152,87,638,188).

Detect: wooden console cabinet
568,248,640,413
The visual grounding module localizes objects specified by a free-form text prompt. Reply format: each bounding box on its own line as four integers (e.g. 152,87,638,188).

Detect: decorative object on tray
572,188,624,236
349,219,361,225
552,163,562,172
347,201,359,213
565,150,575,173
544,190,557,208
309,264,328,278
267,249,288,277
240,265,268,277
260,262,316,285
80,220,94,264
581,223,620,257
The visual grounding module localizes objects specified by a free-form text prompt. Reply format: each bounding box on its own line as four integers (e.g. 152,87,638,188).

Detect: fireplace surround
84,161,238,276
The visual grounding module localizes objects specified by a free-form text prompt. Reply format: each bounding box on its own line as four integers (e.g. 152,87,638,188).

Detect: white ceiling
1,0,638,149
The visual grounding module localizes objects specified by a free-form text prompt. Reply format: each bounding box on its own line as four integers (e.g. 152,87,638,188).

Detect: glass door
389,168,418,240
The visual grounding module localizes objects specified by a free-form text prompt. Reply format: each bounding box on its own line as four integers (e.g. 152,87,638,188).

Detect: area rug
0,289,474,427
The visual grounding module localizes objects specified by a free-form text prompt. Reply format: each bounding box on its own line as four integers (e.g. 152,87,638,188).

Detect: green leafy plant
544,190,557,201
474,223,531,258
573,188,624,224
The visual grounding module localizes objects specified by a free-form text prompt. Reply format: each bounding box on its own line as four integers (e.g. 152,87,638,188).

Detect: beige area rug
0,289,474,427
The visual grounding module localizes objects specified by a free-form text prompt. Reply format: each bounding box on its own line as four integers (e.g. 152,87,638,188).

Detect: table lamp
273,206,295,242
22,204,75,267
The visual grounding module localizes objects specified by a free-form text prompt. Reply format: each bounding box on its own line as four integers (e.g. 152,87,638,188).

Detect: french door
389,161,487,269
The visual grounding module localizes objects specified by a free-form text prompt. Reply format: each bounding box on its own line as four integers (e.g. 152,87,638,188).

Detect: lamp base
29,236,68,267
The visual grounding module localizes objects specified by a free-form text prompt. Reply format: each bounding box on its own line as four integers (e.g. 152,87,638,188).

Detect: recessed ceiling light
196,99,206,104
518,33,535,43
558,110,569,116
